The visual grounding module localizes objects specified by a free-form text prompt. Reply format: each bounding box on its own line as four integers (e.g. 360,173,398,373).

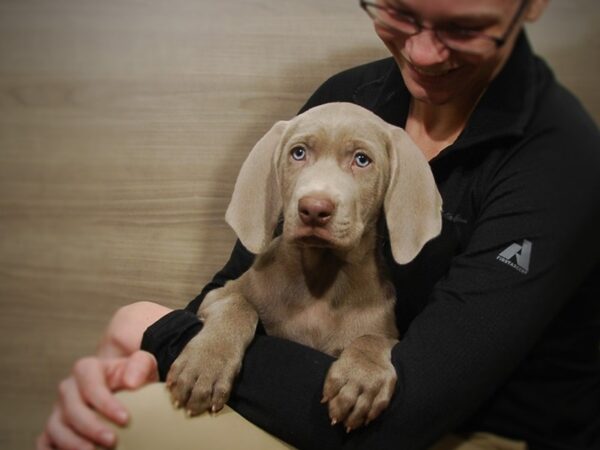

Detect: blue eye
291,146,306,161
354,152,372,168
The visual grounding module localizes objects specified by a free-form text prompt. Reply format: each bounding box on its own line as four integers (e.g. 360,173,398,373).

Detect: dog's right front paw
165,332,242,416
322,335,398,432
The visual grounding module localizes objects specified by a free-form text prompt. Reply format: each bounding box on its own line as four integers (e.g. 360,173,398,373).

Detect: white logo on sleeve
497,239,532,274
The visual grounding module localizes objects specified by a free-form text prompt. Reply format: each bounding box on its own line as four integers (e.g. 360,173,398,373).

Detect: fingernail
100,430,115,446
186,409,193,417
331,418,337,426
346,426,352,434
320,396,328,404
125,370,141,386
115,409,129,424
173,400,180,409
211,405,217,413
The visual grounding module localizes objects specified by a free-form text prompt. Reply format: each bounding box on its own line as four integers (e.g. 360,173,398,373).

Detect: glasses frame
359,0,530,53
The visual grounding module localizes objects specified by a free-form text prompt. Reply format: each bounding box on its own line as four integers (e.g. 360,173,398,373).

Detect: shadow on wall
527,0,599,120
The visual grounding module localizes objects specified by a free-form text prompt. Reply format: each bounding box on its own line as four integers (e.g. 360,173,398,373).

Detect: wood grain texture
0,1,598,448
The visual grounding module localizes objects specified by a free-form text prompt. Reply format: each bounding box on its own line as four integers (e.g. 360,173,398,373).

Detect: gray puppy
167,102,442,432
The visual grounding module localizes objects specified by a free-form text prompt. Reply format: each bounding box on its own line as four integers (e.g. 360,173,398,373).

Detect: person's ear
525,0,549,22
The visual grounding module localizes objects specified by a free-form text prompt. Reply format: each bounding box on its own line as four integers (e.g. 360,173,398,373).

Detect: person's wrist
140,309,203,380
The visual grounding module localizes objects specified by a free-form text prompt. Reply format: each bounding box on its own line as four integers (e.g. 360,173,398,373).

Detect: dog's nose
298,196,335,227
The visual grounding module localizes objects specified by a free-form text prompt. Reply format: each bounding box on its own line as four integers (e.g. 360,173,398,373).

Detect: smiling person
38,1,600,449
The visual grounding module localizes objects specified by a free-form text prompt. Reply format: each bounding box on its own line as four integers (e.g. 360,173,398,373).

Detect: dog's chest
245,243,396,356
256,280,393,356
262,299,347,356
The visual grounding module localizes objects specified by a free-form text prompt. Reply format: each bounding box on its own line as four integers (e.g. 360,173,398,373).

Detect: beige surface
0,1,598,449
111,383,524,450
111,383,294,450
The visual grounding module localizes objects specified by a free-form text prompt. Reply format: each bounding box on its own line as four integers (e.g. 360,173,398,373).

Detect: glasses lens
364,4,418,35
437,30,496,55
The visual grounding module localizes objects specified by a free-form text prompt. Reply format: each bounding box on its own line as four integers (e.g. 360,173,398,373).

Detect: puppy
167,102,442,431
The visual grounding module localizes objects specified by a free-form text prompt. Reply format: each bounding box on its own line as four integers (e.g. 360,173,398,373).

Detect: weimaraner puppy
167,102,442,431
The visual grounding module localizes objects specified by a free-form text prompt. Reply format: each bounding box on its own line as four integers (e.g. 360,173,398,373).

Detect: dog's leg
322,334,398,432
166,289,258,416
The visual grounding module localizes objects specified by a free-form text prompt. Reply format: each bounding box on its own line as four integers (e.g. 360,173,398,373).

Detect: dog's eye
291,146,307,161
353,152,372,168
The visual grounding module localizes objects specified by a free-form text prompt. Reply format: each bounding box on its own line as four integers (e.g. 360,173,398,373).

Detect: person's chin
404,77,454,105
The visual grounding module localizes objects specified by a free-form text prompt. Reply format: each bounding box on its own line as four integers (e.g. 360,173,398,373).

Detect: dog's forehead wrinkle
284,119,325,145
286,123,388,160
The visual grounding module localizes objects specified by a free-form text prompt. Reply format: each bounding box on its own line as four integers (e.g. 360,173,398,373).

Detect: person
38,0,600,449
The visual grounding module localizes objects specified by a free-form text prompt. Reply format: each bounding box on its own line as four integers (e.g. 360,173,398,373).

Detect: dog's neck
297,248,343,298
281,226,381,299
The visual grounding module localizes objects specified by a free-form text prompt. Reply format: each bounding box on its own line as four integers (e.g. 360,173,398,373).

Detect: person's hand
37,350,158,450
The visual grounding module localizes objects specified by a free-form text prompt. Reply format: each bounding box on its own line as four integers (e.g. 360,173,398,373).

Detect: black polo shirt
142,34,600,450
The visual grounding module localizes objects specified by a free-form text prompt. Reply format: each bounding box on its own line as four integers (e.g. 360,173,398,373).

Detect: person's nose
403,29,449,67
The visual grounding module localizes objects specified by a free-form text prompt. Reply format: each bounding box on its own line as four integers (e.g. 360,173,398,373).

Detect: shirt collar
352,32,537,154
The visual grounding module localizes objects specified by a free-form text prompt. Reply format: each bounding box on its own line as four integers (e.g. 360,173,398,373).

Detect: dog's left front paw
322,337,397,432
166,331,242,416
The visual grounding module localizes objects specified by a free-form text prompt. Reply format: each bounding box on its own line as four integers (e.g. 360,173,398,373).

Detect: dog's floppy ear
225,121,288,254
384,126,443,264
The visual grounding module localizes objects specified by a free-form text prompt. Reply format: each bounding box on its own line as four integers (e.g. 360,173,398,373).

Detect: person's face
372,0,544,106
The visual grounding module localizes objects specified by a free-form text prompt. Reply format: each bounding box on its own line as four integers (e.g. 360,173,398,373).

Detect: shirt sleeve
140,239,255,379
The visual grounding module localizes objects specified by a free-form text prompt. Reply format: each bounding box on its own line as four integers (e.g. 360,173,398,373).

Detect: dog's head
225,102,442,264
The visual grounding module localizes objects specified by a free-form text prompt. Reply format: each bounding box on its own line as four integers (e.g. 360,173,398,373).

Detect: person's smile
400,52,460,79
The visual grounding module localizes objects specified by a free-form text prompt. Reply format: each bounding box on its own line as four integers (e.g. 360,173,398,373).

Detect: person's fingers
121,350,159,389
44,403,96,450
42,352,158,450
35,430,53,450
72,357,130,426
58,377,117,448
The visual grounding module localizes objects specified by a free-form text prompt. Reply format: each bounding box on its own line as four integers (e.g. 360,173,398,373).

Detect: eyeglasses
359,0,529,55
